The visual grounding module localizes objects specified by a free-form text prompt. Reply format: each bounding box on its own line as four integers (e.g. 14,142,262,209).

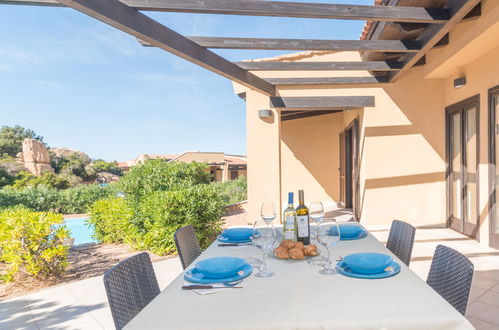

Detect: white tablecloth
125,230,474,330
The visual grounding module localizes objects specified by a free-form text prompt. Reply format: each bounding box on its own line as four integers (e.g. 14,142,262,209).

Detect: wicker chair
426,245,474,315
386,220,416,266
174,225,202,269
103,252,160,330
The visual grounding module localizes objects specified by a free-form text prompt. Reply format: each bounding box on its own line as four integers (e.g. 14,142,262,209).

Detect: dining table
124,225,474,330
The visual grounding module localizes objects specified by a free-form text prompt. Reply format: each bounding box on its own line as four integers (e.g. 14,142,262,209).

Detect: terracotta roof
360,0,384,40
224,155,247,166
117,161,129,167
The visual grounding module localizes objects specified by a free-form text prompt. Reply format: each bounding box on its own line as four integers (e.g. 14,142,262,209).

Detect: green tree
0,125,44,157
0,167,15,188
93,160,122,175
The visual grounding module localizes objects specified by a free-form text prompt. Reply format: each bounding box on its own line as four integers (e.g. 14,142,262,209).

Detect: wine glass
260,202,276,225
317,219,341,275
251,219,277,278
309,202,325,239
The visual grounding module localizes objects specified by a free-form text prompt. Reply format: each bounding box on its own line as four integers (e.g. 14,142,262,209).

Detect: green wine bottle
296,190,310,245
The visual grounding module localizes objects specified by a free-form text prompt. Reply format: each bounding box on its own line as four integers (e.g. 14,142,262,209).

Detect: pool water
63,218,98,245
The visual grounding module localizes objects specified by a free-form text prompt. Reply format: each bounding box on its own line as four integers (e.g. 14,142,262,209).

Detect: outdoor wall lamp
258,109,273,118
454,77,466,89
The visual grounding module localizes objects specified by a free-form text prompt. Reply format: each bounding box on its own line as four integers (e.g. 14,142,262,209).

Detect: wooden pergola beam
0,0,451,23
281,110,343,121
235,61,403,71
187,37,421,52
270,96,375,110
55,0,275,96
389,0,482,82
266,76,388,86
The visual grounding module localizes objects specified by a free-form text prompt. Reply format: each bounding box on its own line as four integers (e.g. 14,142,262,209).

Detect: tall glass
251,219,277,278
260,202,276,225
317,219,340,275
309,202,325,239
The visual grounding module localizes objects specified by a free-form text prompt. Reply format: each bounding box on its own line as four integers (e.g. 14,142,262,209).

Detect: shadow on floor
0,297,106,330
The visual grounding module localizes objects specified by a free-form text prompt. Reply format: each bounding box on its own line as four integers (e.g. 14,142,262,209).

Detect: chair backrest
174,225,202,269
426,245,474,315
103,252,160,330
386,220,416,266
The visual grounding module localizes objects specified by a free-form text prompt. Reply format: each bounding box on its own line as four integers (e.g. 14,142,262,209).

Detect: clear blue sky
0,1,371,161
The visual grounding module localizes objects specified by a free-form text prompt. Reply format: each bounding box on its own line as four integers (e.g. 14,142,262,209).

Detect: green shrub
0,207,69,282
212,176,247,205
0,186,61,212
0,184,119,213
59,184,119,214
12,171,70,190
136,184,225,254
87,198,133,243
119,160,210,205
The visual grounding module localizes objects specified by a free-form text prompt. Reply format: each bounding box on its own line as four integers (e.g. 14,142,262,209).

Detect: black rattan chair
386,220,416,266
174,225,202,269
103,252,160,330
426,245,474,315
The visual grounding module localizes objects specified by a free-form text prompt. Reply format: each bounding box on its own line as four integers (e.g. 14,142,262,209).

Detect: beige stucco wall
280,112,343,205
237,1,499,246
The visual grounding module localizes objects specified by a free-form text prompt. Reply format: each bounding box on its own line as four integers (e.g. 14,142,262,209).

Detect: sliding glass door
446,96,479,237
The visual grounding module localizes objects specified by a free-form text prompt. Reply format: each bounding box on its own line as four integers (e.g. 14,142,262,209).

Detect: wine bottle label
284,215,295,239
296,215,309,237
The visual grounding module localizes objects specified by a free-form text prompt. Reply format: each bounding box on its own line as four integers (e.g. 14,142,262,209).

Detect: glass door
489,86,499,247
446,96,479,237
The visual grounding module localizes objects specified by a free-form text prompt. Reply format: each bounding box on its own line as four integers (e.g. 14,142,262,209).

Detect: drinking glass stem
261,250,268,273
326,247,333,271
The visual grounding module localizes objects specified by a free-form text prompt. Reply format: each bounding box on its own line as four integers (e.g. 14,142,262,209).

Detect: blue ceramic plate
217,234,252,244
343,253,393,274
221,228,254,241
184,263,253,284
195,257,246,279
327,224,368,241
336,260,400,279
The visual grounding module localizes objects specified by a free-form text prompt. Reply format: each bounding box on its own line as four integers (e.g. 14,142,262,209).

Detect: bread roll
280,240,295,249
289,247,305,260
294,241,304,251
303,244,317,256
274,246,290,259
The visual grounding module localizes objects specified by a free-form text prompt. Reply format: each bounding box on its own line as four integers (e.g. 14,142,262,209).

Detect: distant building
122,152,246,182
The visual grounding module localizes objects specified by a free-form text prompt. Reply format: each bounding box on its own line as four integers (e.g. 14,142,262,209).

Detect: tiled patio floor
1,227,499,329
369,226,499,330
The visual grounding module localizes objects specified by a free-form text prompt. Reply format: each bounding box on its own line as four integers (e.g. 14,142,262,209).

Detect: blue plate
221,228,254,241
336,260,401,279
184,263,253,284
343,253,393,274
217,234,252,244
327,224,368,241
195,257,247,279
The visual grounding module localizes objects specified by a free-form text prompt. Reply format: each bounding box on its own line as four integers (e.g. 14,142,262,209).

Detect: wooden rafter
266,76,388,86
1,0,450,23
281,110,343,121
389,0,482,82
270,96,375,110
235,61,403,71
55,0,275,96
186,37,421,52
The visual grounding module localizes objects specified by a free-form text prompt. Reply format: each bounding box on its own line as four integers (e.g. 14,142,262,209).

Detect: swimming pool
63,217,99,245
